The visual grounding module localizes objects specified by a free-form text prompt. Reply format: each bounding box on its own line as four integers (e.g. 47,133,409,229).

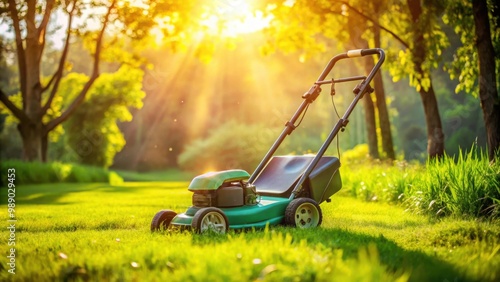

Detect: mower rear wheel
285,198,322,228
151,210,177,232
192,207,229,234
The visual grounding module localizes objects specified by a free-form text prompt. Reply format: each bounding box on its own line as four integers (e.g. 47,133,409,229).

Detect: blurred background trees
1,0,497,172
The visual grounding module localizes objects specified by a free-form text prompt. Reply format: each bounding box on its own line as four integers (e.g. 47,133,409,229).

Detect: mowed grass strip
0,182,499,281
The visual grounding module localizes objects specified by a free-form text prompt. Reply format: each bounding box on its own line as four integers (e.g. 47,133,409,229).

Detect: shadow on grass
289,227,472,282
192,227,475,282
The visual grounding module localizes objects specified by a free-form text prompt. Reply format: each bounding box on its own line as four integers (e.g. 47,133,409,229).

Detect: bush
341,144,372,165
178,121,281,173
0,160,123,185
62,67,145,168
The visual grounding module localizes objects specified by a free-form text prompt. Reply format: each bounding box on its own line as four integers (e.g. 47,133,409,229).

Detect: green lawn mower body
151,49,385,233
168,156,342,230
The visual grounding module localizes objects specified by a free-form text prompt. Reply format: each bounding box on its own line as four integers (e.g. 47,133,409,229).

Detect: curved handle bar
347,48,383,57
316,48,385,83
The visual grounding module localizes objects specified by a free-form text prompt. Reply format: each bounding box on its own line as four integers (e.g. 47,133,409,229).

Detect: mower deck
170,196,291,229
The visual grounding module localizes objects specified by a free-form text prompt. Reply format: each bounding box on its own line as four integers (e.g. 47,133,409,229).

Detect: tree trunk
419,83,445,158
359,58,380,159
17,121,44,161
363,55,395,160
347,15,380,159
362,93,380,159
472,0,500,161
42,132,49,162
373,70,395,159
372,24,395,160
407,0,445,159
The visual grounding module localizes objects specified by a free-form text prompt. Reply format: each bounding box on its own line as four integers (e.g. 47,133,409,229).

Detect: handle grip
347,48,382,58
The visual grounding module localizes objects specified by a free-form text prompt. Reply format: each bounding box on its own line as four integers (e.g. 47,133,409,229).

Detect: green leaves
61,65,145,167
443,0,481,96
383,1,449,92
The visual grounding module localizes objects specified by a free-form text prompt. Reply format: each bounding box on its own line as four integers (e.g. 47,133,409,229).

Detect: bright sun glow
199,0,272,37
151,1,272,45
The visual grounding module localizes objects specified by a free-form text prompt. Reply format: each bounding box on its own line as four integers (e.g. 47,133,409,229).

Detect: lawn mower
151,48,385,233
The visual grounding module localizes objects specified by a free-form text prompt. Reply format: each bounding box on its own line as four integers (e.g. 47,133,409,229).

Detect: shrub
341,144,371,165
178,121,281,173
62,66,145,168
0,160,123,185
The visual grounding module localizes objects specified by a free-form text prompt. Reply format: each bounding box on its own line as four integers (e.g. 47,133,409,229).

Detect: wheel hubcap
295,203,319,228
200,212,226,233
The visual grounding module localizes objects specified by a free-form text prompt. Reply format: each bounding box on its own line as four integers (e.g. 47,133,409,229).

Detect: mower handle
316,48,385,83
346,48,381,58
248,48,385,184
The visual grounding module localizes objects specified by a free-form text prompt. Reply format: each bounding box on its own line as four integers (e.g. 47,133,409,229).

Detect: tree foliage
444,0,500,96
444,0,500,161
384,0,449,91
59,66,145,168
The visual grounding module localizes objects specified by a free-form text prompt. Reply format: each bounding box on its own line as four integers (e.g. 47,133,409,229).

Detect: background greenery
0,26,490,170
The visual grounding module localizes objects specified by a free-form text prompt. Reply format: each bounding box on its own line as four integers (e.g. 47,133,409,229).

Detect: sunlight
223,10,270,37
149,1,272,46
199,0,272,37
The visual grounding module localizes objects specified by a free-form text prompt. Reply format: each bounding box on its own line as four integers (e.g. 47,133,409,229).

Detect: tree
472,0,500,161
445,0,500,161
262,0,396,159
405,0,446,158
0,0,116,161
370,0,396,160
0,0,201,162
343,1,395,159
345,11,380,159
341,0,448,158
55,66,144,167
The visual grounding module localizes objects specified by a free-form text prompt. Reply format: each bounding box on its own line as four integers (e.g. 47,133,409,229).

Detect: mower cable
331,94,342,160
330,94,341,119
294,103,310,128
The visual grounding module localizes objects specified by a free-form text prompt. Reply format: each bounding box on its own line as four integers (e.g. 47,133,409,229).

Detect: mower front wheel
192,207,229,234
151,210,177,232
285,198,322,228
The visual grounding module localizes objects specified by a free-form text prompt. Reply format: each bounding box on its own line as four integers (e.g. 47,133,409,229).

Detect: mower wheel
285,198,322,228
192,207,229,234
151,210,177,232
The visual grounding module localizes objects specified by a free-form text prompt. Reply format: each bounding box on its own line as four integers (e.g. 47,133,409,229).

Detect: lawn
1,181,499,281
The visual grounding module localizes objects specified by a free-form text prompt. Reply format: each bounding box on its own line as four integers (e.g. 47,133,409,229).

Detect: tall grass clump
341,145,499,219
405,149,500,218
1,160,123,185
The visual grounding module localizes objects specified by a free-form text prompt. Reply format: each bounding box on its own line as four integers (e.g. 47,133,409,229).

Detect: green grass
341,150,500,219
1,182,499,281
